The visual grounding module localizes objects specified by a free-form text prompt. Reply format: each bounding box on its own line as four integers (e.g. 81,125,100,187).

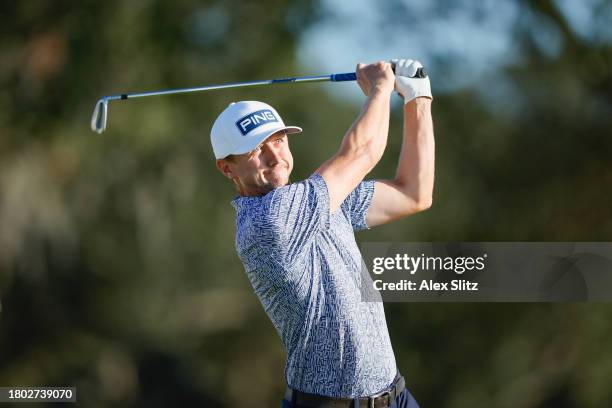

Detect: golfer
211,59,433,408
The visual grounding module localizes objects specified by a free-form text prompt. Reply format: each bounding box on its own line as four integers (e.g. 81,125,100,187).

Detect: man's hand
356,61,395,97
390,59,432,103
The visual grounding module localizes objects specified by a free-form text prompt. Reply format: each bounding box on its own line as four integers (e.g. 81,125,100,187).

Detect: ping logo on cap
236,109,278,136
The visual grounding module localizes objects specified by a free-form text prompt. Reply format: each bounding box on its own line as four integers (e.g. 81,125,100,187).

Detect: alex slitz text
373,279,479,292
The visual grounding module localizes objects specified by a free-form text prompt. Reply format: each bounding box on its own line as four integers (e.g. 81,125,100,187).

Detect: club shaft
107,74,346,101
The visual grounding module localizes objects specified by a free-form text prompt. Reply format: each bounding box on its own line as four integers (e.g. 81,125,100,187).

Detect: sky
296,0,609,104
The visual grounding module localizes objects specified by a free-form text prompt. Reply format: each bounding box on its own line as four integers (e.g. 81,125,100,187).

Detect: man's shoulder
233,175,329,242
234,175,327,214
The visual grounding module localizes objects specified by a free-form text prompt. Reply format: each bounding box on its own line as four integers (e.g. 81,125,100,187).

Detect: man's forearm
394,98,435,205
338,90,391,167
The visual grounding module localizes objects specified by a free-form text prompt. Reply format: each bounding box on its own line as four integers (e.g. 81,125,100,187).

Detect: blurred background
1,0,611,406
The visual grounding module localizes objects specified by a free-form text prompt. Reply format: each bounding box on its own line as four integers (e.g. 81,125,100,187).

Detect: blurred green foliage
0,0,611,407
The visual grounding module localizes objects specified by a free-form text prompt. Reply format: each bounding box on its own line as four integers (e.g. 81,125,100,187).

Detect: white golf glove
390,58,432,103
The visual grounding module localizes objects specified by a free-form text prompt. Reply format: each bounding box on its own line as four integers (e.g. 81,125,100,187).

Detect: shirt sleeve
340,179,376,231
259,174,331,266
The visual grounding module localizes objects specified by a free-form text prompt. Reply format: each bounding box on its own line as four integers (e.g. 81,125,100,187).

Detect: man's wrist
369,86,393,100
404,97,432,108
404,97,432,120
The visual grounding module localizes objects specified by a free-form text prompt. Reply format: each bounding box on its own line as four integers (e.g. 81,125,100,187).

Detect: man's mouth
267,164,287,174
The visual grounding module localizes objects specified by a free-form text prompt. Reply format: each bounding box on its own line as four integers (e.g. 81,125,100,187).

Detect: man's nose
263,144,283,166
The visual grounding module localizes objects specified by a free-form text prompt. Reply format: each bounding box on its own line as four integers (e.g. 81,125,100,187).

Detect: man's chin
265,169,290,188
268,176,289,189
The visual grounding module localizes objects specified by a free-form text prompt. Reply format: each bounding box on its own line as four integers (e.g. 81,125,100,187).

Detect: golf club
91,67,427,134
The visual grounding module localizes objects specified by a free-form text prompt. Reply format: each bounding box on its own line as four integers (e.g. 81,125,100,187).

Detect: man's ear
216,159,234,179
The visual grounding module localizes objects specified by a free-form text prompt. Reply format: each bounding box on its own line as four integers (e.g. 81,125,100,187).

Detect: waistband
284,373,405,408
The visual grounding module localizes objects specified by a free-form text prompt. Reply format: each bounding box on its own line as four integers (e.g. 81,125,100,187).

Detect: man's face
216,131,294,196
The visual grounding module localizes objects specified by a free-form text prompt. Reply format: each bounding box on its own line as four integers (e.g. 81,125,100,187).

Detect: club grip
331,67,427,82
330,72,357,82
414,67,428,78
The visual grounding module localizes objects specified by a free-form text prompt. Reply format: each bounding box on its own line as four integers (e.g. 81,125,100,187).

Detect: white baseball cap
210,101,302,159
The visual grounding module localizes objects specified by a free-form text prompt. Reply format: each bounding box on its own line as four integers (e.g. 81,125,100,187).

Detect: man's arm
365,97,435,227
315,61,395,212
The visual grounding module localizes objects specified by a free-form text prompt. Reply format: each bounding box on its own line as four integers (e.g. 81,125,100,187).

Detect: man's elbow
395,196,432,219
413,196,433,213
393,182,433,215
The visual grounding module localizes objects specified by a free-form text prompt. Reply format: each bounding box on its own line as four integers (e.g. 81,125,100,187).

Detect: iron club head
91,98,108,134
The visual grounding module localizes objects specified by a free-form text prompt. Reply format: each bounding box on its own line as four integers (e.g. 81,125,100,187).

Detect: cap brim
231,125,303,156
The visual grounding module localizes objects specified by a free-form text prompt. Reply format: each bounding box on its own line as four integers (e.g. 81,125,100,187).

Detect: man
211,59,434,408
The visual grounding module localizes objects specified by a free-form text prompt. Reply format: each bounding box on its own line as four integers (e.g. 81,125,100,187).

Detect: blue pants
281,386,420,408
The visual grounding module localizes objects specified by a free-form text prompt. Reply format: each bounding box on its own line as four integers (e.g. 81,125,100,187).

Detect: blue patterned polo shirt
231,174,397,397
